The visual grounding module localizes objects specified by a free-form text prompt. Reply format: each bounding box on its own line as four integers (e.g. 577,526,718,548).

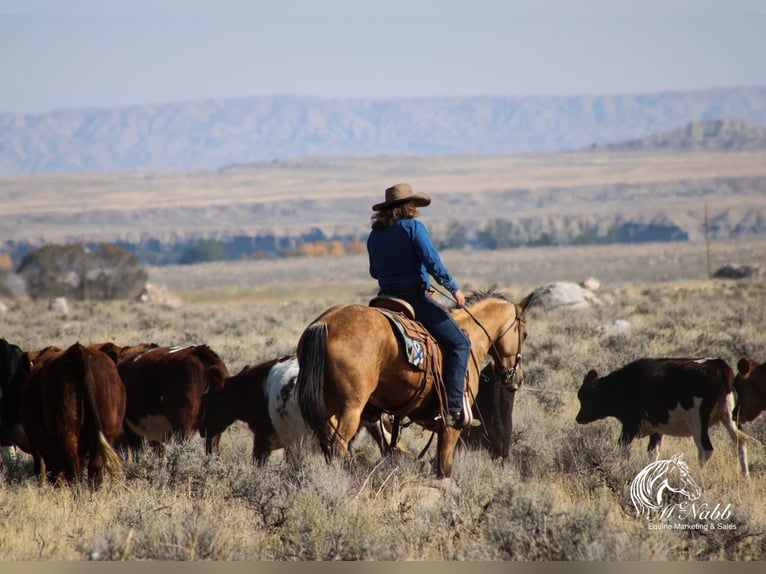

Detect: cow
576,357,757,478
734,356,766,426
0,338,28,462
20,342,125,485
460,362,518,460
0,340,64,461
117,344,229,454
200,355,396,464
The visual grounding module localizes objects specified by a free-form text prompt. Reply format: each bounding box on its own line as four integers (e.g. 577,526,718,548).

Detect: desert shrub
1,253,765,561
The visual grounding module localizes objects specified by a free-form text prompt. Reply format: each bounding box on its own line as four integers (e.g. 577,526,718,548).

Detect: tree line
0,215,688,301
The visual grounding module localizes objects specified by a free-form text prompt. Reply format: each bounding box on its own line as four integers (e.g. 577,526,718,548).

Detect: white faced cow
734,356,766,426
576,357,758,477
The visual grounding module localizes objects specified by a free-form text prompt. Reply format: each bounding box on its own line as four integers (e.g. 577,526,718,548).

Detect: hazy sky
2,0,765,114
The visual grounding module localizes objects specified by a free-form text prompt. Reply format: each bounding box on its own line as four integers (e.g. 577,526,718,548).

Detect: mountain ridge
2,86,766,176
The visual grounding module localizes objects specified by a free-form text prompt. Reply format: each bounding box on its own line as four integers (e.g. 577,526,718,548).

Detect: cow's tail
724,391,762,445
71,344,124,481
296,322,330,458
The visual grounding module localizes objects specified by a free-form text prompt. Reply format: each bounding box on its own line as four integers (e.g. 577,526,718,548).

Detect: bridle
462,301,525,389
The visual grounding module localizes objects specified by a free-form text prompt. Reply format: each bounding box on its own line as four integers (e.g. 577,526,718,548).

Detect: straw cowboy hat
372,183,432,211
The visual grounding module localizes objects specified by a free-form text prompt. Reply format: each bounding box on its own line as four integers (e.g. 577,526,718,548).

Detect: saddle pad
375,309,431,369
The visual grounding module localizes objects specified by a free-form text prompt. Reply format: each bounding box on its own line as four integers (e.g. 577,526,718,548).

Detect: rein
388,288,526,453
460,298,525,388
431,285,525,387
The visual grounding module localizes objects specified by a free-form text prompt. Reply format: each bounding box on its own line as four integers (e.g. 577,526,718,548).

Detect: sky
1,0,765,115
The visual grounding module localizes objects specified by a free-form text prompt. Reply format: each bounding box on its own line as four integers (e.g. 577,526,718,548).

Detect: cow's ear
583,369,599,387
737,357,752,376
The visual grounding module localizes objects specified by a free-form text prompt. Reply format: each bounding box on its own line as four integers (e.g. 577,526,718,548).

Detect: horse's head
631,453,702,517
662,453,702,501
487,291,533,391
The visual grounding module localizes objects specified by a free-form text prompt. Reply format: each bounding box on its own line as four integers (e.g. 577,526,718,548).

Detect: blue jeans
380,289,471,414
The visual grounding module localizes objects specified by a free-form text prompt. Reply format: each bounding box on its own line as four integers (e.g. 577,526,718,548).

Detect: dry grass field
1,239,765,561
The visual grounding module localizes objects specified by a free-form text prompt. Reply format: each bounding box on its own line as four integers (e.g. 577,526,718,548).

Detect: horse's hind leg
329,406,365,461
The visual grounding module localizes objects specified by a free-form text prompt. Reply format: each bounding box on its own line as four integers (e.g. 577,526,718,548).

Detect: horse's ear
519,291,535,312
737,356,752,376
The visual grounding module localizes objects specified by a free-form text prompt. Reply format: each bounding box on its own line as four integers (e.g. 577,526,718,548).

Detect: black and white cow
576,357,757,477
0,339,31,461
200,355,397,463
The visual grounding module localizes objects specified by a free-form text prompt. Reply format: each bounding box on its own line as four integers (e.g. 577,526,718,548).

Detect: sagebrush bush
1,247,765,560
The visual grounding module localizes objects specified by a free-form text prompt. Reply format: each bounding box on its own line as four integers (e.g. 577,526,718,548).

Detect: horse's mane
464,285,508,307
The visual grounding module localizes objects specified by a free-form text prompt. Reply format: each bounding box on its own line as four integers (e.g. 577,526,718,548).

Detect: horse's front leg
436,427,462,478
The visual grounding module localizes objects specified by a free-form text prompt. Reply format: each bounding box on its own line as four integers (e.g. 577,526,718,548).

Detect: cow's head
575,369,604,424
733,356,766,425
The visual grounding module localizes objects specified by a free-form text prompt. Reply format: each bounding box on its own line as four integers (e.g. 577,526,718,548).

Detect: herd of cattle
0,336,765,485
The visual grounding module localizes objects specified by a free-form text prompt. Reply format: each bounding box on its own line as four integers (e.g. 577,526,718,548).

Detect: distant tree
441,220,469,250
16,242,147,301
476,218,515,249
179,239,229,265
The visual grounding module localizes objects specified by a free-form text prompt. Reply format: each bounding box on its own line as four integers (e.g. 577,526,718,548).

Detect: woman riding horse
366,183,471,429
296,288,532,477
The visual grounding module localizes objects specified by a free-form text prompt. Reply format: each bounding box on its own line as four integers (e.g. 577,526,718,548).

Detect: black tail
296,323,330,457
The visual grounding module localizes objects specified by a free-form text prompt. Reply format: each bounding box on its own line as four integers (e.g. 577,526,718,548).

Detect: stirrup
461,394,480,427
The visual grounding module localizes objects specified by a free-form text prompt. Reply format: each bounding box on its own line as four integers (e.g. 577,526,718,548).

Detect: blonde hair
370,202,418,230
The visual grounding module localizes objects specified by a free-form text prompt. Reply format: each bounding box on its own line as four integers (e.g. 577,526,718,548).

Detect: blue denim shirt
367,218,459,294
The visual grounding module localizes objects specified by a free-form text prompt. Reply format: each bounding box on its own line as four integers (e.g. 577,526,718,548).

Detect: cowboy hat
372,183,432,211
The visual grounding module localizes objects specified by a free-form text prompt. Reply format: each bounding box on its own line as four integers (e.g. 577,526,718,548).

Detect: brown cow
20,342,125,485
117,344,228,454
200,355,396,463
734,356,766,426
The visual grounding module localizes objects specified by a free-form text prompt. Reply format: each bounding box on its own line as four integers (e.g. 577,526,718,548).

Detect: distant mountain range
592,119,766,151
1,86,766,176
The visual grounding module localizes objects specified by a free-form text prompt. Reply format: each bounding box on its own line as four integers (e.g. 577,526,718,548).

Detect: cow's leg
33,453,44,478
687,401,714,465
647,433,663,460
61,438,81,485
362,419,392,456
205,433,221,455
87,453,105,487
500,390,517,461
0,445,16,464
252,435,273,465
618,426,637,459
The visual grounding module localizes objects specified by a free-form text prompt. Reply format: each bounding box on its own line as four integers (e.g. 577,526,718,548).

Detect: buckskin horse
296,288,533,478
